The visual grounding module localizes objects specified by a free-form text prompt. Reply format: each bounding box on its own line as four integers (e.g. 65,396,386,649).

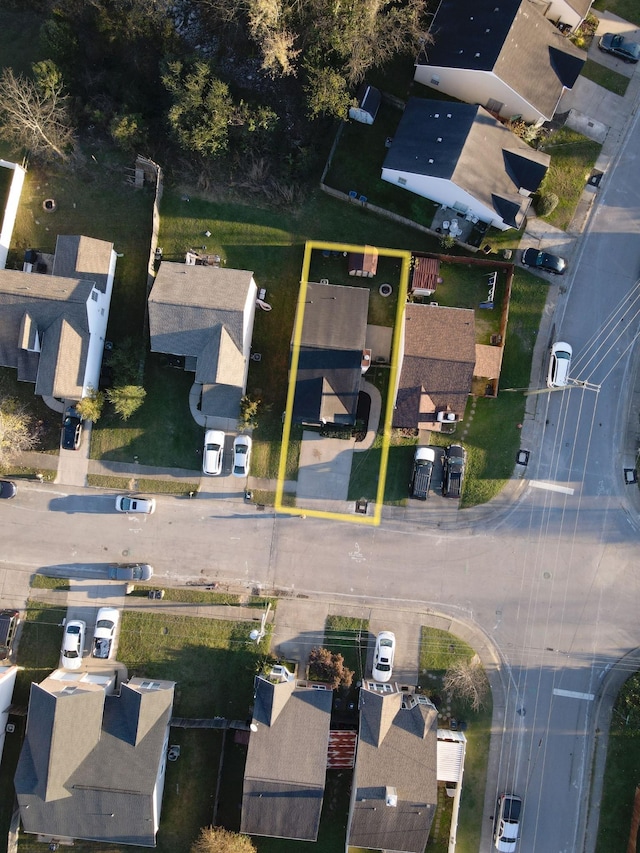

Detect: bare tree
190,826,257,853
0,67,75,161
443,656,489,712
0,398,37,468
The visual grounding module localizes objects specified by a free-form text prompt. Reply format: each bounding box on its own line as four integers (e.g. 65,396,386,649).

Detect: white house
0,159,26,270
0,664,18,762
381,99,550,231
415,0,585,125
0,235,117,402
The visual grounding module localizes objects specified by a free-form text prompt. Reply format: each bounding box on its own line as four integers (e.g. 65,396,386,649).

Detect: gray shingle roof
393,304,476,428
419,0,585,119
384,99,550,228
241,677,332,840
347,689,438,853
52,235,114,294
292,282,369,425
15,676,175,847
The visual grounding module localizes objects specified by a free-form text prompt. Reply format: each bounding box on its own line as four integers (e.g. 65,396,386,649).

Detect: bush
535,192,559,217
308,646,354,689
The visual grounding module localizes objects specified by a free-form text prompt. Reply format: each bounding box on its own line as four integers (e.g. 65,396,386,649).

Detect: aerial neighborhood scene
0,0,639,851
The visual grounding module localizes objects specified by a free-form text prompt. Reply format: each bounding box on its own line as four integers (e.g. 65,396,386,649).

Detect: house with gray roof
0,235,116,402
15,674,175,848
382,99,551,230
148,263,257,428
241,669,333,841
393,303,477,430
346,685,438,853
414,0,585,125
292,282,369,426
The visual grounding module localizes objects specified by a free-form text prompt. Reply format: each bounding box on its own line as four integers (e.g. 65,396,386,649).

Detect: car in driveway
547,341,573,388
91,607,120,659
372,631,396,682
203,429,225,476
0,480,17,499
232,435,252,477
494,793,522,852
0,610,19,659
115,494,156,514
521,248,566,275
443,444,466,498
598,32,640,63
61,407,83,450
409,447,435,500
61,619,86,670
108,563,154,581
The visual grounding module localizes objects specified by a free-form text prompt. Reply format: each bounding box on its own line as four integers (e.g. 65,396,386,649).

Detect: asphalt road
2,91,640,853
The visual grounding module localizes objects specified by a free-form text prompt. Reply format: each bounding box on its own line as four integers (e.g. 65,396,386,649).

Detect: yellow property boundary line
275,240,411,525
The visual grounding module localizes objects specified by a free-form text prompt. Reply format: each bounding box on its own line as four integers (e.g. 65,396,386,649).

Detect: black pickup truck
409,447,436,500
443,444,466,498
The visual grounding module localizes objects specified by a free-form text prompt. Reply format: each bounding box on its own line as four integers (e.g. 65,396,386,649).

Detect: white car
372,631,396,682
61,619,86,670
115,494,156,514
203,429,225,475
91,607,120,659
232,435,252,477
547,341,572,388
494,793,522,852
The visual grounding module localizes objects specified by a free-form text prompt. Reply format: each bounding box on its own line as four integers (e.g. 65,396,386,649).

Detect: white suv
494,793,522,852
547,341,572,388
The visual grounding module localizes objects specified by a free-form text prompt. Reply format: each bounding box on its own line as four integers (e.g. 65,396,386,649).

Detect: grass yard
419,627,493,853
593,0,640,26
90,354,203,468
348,433,418,504
538,127,601,231
581,57,631,97
86,473,200,495
324,613,370,681
595,671,640,853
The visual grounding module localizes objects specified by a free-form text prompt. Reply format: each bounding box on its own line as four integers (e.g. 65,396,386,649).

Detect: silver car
115,494,156,514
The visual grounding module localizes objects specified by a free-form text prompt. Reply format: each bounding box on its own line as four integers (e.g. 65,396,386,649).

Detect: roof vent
434,113,439,118
437,137,442,143
428,158,434,163
475,52,481,57
386,787,398,808
447,114,452,118
486,28,490,32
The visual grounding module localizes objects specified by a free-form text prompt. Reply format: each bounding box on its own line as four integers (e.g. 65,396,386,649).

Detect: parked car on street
232,435,252,477
409,447,436,500
443,444,466,498
61,619,86,670
547,341,573,388
598,32,640,63
115,494,156,514
372,631,396,682
61,407,83,450
203,429,226,476
494,793,522,852
521,248,566,275
0,610,19,659
91,607,120,659
108,563,154,581
0,480,17,499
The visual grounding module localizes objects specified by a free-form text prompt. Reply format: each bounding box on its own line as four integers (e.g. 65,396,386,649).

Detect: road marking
349,543,366,563
553,688,594,701
530,481,575,495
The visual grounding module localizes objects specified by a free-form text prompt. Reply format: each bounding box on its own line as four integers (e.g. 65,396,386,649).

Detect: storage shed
349,84,382,125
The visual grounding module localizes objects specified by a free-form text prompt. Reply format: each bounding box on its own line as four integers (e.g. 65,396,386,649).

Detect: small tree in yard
106,385,146,421
443,655,489,712
238,394,263,430
0,398,38,467
190,826,256,853
308,646,354,689
75,387,104,423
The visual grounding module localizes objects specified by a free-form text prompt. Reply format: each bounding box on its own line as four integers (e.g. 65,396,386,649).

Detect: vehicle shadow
48,495,116,513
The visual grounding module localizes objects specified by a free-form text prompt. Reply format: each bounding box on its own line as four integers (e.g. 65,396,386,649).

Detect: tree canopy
190,826,257,853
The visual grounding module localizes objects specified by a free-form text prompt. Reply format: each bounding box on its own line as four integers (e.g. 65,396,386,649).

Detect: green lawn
581,57,631,97
348,434,417,504
595,672,640,853
538,127,601,231
324,613,370,681
418,627,493,853
593,0,640,25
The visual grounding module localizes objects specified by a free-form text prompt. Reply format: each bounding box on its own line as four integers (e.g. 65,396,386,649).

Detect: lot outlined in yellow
275,240,411,525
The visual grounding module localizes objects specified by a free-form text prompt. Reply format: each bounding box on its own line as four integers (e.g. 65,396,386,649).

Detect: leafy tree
304,66,352,120
443,656,489,712
0,397,37,468
0,66,74,161
190,826,257,853
308,646,354,689
163,60,235,157
238,395,265,430
108,338,144,385
75,387,105,423
110,113,148,152
106,385,146,421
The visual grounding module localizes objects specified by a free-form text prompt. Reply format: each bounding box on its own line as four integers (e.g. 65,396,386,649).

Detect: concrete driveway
296,430,355,511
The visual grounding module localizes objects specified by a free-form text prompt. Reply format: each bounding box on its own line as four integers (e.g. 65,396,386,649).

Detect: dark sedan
0,480,17,499
61,408,83,450
598,33,640,63
521,248,566,275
